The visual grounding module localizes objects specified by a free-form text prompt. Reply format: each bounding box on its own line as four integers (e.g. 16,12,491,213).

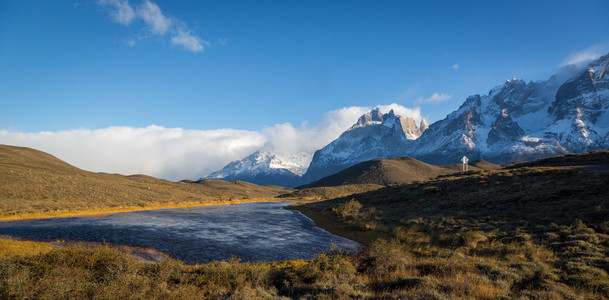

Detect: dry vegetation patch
2,147,609,298
0,145,292,220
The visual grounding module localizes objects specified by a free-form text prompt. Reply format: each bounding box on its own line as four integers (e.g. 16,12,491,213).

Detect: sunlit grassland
0,238,56,256
0,145,292,221
2,146,609,298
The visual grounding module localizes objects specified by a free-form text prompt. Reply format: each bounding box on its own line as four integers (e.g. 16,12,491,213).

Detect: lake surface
0,201,359,263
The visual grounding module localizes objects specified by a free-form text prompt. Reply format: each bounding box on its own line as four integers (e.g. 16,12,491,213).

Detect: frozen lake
0,201,359,263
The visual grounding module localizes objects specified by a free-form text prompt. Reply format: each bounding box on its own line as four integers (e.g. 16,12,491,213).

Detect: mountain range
205,53,609,186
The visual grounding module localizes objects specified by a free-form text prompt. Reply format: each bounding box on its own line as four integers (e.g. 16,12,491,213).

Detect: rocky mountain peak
302,107,427,182
550,53,609,122
487,109,525,146
351,107,384,129
400,117,424,140
420,118,429,133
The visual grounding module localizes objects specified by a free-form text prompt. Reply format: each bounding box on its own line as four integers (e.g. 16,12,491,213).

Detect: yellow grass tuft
0,238,56,256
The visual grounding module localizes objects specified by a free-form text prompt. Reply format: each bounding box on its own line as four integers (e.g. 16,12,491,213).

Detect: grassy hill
0,145,292,219
505,150,609,168
289,151,609,298
300,156,499,188
2,147,609,298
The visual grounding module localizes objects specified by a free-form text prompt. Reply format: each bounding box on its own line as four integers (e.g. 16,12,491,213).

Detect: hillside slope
0,145,292,217
290,151,609,298
300,156,498,188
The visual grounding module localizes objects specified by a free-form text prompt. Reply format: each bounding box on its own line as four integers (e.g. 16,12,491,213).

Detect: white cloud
136,0,171,35
263,106,370,155
126,38,136,47
99,0,135,25
452,64,460,69
218,38,228,46
0,104,421,181
562,46,605,66
416,93,452,104
0,126,265,181
171,26,208,52
98,0,208,53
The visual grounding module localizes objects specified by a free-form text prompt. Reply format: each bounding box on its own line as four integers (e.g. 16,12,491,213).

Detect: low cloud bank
0,104,421,181
0,126,265,181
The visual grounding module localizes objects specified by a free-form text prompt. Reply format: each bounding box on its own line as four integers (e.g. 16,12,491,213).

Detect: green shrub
359,239,410,276
331,199,382,230
332,199,363,220
301,252,356,287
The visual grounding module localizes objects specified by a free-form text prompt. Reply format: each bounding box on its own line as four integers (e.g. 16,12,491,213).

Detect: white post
461,156,469,172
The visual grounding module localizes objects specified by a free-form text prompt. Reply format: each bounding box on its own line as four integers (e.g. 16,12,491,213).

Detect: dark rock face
489,80,539,117
487,109,525,146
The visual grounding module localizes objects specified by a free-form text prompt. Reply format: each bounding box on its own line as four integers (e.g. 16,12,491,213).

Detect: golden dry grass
2,146,609,298
0,145,293,219
0,238,56,256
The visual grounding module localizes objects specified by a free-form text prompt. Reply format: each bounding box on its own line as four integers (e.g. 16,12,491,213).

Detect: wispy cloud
416,93,452,104
99,0,135,26
136,0,170,35
452,64,460,69
98,0,208,53
218,38,229,46
562,46,605,66
125,38,136,47
0,105,421,181
171,26,209,52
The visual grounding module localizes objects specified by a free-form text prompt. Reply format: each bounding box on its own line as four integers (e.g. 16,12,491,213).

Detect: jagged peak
349,107,423,134
352,107,384,128
420,118,429,132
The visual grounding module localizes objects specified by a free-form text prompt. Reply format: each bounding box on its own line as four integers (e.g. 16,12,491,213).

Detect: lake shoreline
0,198,298,222
0,200,359,263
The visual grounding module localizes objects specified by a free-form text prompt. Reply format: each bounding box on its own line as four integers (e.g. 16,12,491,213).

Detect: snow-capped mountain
204,52,609,187
204,149,309,187
303,108,428,183
303,53,609,183
412,53,609,164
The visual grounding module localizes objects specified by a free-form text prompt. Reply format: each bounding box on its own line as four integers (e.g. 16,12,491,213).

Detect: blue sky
1,0,608,180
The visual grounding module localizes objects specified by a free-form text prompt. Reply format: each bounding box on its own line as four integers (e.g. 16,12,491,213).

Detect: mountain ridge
205,52,609,187
304,53,609,183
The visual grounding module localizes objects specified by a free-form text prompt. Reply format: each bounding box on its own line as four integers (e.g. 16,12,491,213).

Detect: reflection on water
0,201,359,263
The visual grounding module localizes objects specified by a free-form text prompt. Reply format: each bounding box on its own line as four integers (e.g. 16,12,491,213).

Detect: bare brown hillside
300,156,498,188
0,145,292,217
